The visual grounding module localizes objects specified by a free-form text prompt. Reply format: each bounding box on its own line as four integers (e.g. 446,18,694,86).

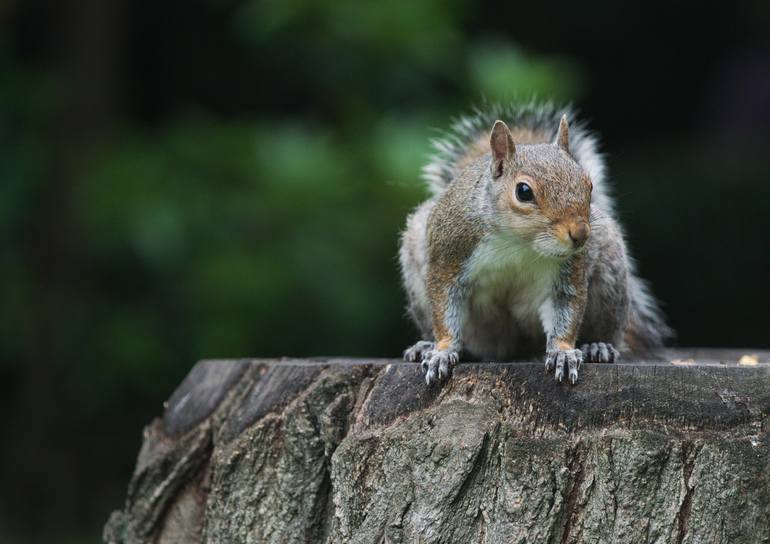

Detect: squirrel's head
487,116,593,259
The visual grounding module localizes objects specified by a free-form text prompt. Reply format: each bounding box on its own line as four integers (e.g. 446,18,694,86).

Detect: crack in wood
450,429,492,508
675,440,701,544
559,441,586,544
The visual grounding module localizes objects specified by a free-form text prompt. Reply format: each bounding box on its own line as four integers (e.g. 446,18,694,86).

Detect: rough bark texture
104,350,770,544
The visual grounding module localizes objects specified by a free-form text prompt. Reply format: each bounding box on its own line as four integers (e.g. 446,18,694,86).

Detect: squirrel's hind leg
579,215,630,364
403,341,435,362
580,342,620,364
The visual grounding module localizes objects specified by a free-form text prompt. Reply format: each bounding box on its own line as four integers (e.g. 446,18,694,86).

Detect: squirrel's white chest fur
461,232,560,358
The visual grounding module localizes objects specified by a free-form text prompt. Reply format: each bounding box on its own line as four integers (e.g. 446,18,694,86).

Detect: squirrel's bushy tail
625,271,674,355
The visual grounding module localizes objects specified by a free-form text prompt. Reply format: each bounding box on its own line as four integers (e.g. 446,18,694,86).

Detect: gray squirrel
399,101,672,385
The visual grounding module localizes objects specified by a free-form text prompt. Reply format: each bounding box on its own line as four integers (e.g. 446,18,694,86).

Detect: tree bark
104,350,770,544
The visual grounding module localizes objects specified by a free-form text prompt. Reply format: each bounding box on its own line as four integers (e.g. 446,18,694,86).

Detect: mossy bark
104,350,770,544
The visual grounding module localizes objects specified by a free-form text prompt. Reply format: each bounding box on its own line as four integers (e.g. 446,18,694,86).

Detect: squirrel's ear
490,120,515,178
555,114,570,152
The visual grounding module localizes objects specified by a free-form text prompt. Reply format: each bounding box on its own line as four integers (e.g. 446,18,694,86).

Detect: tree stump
104,350,770,544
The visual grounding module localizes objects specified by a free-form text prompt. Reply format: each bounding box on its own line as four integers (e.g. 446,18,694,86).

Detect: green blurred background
1,0,768,541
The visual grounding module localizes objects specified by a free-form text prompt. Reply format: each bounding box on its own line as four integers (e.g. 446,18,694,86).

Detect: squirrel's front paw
421,349,459,385
403,341,435,362
545,348,583,385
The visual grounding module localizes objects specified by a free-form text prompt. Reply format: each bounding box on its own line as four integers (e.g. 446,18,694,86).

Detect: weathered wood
104,349,770,544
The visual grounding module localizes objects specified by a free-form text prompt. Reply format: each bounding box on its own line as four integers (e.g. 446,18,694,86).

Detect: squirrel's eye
515,182,534,203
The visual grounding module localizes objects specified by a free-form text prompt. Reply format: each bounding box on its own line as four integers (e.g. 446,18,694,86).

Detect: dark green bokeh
0,0,768,542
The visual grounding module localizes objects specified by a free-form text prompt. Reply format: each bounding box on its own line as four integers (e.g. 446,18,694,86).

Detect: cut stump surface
104,349,770,544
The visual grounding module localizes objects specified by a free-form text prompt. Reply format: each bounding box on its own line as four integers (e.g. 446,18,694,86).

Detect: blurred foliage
469,42,585,101
0,1,593,539
69,115,427,408
0,0,586,416
0,0,768,541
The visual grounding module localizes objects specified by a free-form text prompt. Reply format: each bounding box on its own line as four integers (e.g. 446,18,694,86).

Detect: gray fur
399,200,434,338
626,265,674,352
401,101,672,383
548,256,587,344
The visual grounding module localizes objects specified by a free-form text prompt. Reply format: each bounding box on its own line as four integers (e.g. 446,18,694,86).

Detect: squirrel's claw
545,357,555,372
420,358,429,373
421,349,459,386
545,348,583,385
437,356,453,380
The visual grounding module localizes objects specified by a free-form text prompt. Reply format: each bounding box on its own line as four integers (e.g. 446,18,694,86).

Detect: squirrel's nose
568,222,589,247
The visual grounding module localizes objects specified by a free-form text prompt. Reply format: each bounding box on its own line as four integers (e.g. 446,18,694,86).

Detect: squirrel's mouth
532,233,587,259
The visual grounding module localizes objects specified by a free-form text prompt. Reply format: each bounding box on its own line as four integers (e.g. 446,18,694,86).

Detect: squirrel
399,100,672,385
